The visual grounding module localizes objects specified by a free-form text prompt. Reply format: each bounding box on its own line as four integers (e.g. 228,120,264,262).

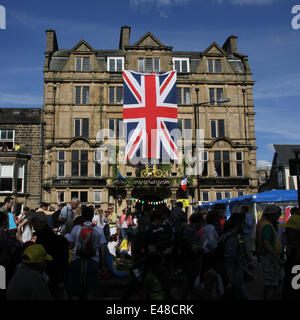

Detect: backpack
76,223,97,259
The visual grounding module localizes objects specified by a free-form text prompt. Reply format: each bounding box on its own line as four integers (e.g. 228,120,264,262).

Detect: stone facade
42,26,258,213
0,108,42,212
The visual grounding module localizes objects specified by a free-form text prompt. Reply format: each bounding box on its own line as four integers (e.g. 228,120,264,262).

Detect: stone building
0,108,43,213
42,26,258,212
260,144,300,192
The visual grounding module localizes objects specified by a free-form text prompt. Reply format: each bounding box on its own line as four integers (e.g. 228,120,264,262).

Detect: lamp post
194,88,230,205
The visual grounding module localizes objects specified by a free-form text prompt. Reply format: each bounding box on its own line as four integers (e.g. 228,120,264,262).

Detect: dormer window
75,57,90,71
173,58,189,73
138,58,160,73
107,57,124,72
208,59,222,73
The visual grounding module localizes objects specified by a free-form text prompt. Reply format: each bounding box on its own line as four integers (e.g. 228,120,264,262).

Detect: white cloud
257,160,272,169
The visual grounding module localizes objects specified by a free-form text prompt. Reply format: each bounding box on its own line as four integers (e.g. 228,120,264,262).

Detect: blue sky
0,0,299,167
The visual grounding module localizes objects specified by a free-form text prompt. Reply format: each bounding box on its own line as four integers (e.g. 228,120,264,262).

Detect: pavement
97,256,265,300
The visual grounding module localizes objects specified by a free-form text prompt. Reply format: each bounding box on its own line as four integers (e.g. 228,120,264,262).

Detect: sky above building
0,0,299,167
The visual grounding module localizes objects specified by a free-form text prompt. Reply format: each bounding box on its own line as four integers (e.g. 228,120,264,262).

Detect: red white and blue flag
181,175,188,192
122,70,178,161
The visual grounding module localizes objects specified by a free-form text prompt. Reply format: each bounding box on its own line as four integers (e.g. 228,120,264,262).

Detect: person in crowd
93,208,106,228
67,206,107,300
72,206,84,226
241,206,255,269
257,205,285,300
169,201,187,233
37,202,56,230
16,208,34,243
2,143,8,152
8,210,17,236
278,214,300,300
52,203,63,231
0,196,14,238
6,243,53,300
220,211,247,300
119,207,133,241
201,212,219,277
29,211,69,300
210,204,226,237
58,198,80,234
180,213,203,291
106,204,118,236
14,143,20,152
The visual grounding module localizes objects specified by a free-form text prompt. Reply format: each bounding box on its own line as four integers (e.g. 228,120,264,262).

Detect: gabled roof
203,42,227,56
273,144,300,167
71,40,95,53
129,32,172,50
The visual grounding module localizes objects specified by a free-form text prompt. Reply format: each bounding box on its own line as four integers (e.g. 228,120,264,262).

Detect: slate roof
0,108,41,124
273,144,300,167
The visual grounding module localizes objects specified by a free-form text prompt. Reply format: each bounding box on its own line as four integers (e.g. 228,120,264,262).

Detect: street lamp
194,88,230,205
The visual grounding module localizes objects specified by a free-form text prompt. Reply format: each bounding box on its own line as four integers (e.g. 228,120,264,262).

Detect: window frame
236,151,244,177
75,56,90,72
210,119,225,138
71,150,88,177
107,57,124,72
214,150,230,177
16,163,25,193
74,118,89,137
75,86,90,105
0,129,15,150
94,150,102,177
94,190,102,203
57,151,66,177
108,86,124,105
208,59,222,74
209,87,224,106
177,87,191,105
138,57,160,73
173,58,190,73
57,191,65,203
0,163,14,192
108,119,124,139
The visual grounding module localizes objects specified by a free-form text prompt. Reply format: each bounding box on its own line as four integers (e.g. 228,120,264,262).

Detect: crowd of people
0,195,300,300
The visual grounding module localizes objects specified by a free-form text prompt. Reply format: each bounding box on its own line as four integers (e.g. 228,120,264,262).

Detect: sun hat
263,205,282,216
22,244,53,264
278,214,300,232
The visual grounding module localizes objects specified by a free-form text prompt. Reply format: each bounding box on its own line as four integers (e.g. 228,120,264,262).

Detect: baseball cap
22,244,53,264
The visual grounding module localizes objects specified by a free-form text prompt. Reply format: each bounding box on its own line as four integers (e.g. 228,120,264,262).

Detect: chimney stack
222,35,238,54
119,26,131,50
46,29,58,53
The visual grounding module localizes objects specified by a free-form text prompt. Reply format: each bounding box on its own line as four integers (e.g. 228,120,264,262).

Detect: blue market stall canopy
198,190,298,210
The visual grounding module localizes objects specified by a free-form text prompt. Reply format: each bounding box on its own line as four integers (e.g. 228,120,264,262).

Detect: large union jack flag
123,70,178,161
